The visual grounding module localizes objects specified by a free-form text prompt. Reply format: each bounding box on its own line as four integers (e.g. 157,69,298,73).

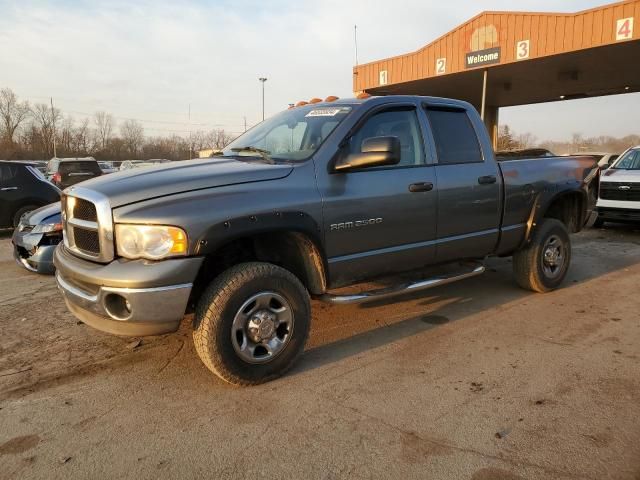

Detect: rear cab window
425,108,483,165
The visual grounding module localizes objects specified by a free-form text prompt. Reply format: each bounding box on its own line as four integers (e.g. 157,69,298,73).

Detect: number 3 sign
516,40,530,60
616,17,634,41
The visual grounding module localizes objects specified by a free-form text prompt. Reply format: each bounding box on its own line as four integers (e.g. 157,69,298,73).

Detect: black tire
193,262,311,385
592,216,605,228
513,218,571,293
12,205,39,228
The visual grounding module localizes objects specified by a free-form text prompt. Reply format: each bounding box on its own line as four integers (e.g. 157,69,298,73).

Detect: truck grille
62,188,114,263
600,182,640,201
72,227,101,254
73,198,97,221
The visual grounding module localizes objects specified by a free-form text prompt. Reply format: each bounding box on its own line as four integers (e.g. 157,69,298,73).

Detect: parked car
120,159,172,171
47,158,103,189
593,146,640,227
570,152,619,170
0,161,60,228
119,160,145,171
98,161,118,174
54,95,598,385
12,202,62,274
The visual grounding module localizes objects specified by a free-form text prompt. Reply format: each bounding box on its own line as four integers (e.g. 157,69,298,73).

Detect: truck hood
601,169,640,183
71,158,293,207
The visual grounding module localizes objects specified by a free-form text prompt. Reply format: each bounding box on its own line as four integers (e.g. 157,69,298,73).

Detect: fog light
104,293,132,321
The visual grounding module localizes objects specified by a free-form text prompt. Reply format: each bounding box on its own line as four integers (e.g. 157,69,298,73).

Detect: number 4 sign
616,17,634,41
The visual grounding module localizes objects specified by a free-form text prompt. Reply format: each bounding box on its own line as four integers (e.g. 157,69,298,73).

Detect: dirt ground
1,225,640,480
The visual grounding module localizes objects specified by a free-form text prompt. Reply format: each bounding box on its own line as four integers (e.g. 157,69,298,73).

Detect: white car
571,152,620,169
594,146,640,227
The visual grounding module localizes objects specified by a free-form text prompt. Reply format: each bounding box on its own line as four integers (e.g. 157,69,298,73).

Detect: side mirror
334,136,401,172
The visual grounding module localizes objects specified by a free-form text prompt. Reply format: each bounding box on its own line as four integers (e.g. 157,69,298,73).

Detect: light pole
259,77,267,121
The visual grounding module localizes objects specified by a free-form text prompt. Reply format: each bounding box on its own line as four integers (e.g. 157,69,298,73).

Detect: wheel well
542,192,584,233
191,231,327,305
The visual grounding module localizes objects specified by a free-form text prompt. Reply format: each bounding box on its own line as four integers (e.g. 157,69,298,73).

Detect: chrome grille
73,198,97,221
600,182,640,201
73,226,100,254
62,186,114,263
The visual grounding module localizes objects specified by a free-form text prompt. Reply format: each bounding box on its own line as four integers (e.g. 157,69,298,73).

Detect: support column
480,69,488,121
483,106,499,150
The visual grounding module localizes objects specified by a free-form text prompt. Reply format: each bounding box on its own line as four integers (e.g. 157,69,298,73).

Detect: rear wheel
513,218,571,293
12,205,39,228
193,262,311,385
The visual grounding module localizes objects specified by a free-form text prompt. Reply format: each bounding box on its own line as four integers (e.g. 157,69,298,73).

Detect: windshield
219,104,353,162
611,149,640,170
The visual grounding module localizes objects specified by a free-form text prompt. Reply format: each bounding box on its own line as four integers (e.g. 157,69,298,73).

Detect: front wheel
513,218,571,293
193,262,311,385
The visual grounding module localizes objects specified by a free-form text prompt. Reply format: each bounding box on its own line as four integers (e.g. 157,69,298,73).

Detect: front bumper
54,244,203,336
597,206,640,223
12,229,61,275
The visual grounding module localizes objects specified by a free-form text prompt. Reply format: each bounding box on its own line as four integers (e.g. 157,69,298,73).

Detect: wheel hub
541,234,565,278
246,310,277,343
231,291,295,364
544,246,560,266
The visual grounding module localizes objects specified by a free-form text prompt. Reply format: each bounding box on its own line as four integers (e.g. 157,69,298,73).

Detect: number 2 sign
616,17,634,41
435,58,446,75
516,40,530,60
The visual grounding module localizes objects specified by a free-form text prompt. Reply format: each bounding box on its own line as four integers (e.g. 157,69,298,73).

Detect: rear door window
0,165,20,183
59,161,102,175
425,108,483,165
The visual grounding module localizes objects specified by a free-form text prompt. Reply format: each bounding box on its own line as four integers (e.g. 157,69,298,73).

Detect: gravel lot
1,226,640,480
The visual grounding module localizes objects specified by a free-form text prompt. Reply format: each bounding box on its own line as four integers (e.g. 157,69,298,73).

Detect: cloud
0,0,632,140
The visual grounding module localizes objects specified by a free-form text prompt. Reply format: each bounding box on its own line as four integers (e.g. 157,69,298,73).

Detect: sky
0,0,637,141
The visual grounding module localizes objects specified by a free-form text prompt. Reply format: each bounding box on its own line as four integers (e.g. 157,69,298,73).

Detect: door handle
0,187,18,191
477,175,497,185
408,182,434,192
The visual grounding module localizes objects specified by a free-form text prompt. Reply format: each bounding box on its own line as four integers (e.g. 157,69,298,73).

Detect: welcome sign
465,47,501,68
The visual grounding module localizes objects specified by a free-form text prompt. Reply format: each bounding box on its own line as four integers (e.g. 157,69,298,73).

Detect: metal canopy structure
353,0,640,146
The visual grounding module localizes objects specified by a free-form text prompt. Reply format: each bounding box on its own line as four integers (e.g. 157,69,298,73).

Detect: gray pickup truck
54,95,598,385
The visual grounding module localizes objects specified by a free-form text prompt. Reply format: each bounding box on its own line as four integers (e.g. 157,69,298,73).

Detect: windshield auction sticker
305,108,343,117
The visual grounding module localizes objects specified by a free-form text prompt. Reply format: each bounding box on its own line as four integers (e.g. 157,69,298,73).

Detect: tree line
497,124,639,155
0,87,235,161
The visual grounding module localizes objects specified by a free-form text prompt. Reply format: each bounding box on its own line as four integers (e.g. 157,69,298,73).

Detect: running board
318,263,485,305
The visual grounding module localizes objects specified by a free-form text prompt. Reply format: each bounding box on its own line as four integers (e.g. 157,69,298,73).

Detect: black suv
0,161,61,228
47,158,103,189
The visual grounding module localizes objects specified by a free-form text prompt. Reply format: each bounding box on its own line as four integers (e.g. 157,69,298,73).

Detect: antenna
354,24,359,66
188,103,192,160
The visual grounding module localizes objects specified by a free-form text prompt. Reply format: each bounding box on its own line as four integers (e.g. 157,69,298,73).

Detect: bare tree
516,132,537,149
120,119,144,157
94,111,114,150
31,103,61,157
0,88,30,143
207,129,234,150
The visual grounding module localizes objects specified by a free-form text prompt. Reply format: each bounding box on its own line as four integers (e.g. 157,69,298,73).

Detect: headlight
115,224,188,260
32,222,63,234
